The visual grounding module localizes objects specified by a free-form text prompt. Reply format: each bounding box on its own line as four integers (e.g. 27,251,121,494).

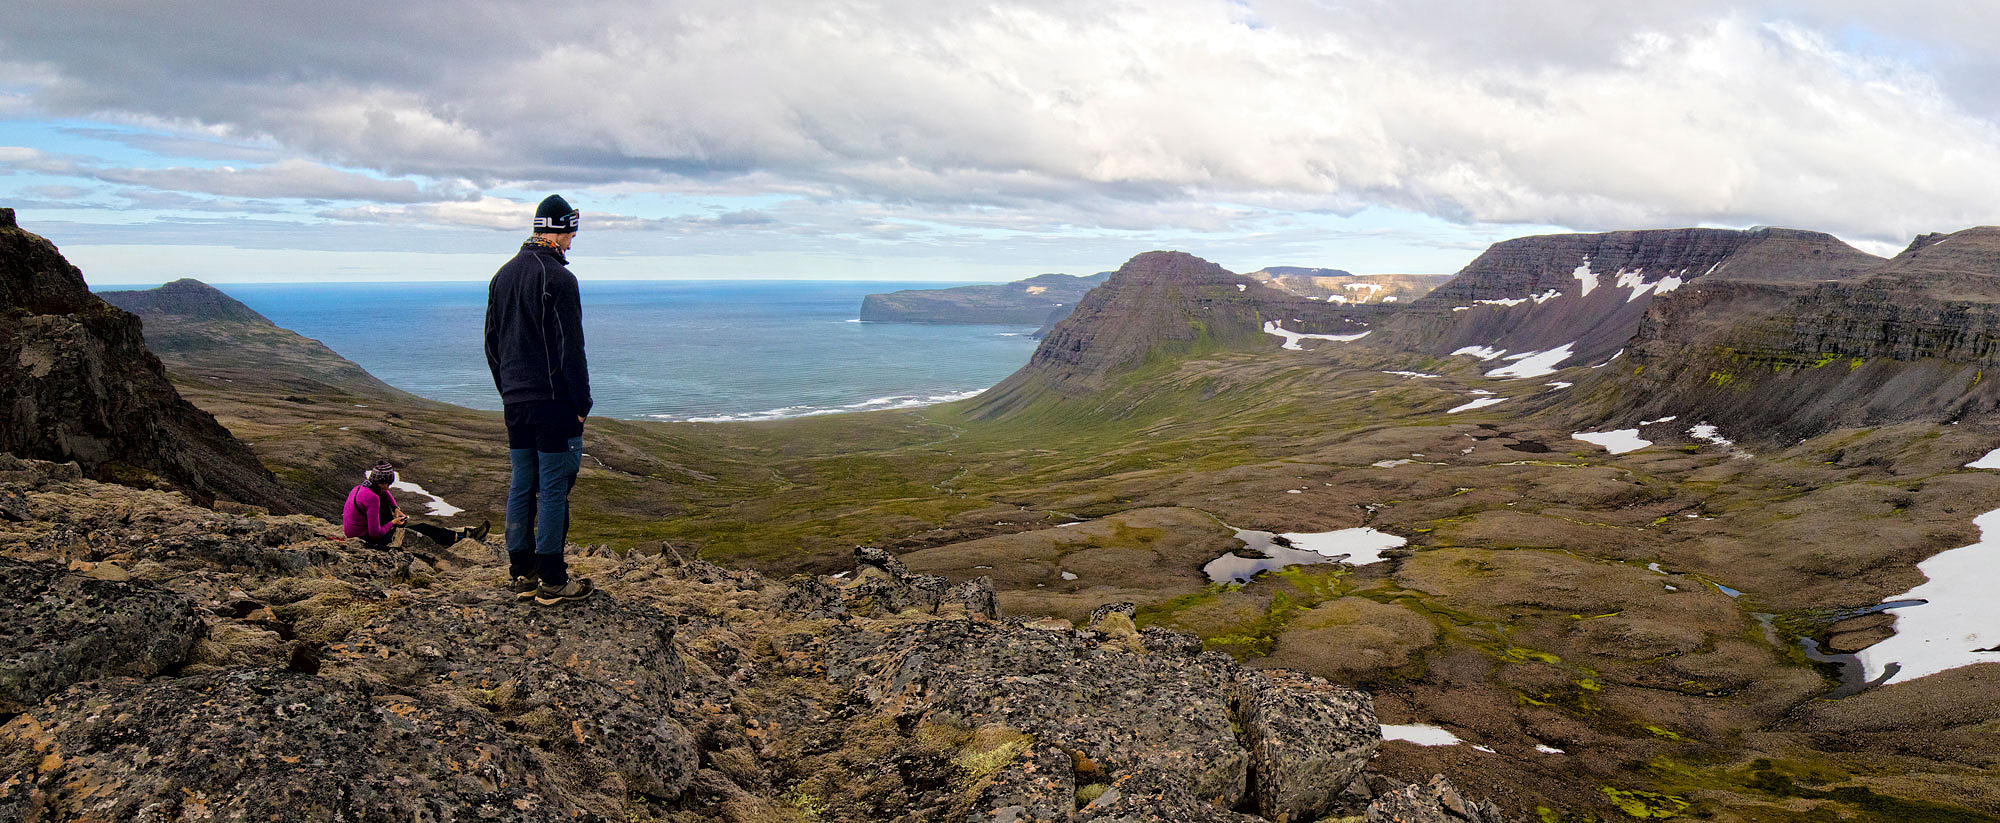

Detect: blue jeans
506,436,581,583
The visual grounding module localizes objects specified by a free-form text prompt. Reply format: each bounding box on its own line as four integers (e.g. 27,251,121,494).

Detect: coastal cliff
0,209,301,512
101,278,414,399
859,272,1112,326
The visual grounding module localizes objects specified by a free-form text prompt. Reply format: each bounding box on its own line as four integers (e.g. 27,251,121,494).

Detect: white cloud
6,1,2000,244
88,159,477,203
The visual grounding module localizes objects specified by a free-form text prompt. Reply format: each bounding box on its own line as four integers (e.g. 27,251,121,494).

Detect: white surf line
1261,320,1371,350
1855,507,2000,687
1486,342,1577,379
1573,429,1651,454
1447,397,1507,414
390,479,464,517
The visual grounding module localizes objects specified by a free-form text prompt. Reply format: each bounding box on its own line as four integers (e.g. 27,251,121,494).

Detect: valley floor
176,338,2000,822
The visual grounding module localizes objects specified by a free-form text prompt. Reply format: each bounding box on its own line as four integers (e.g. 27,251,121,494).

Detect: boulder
0,669,579,820
965,743,1075,823
324,590,697,800
1234,668,1380,822
827,619,1250,809
0,556,206,713
1075,768,1263,823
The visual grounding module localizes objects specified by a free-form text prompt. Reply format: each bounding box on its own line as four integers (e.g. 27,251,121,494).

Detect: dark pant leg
505,447,538,578
505,400,584,586
534,435,582,587
407,522,460,546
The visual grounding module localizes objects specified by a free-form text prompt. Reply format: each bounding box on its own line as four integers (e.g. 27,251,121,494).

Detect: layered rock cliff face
1381,228,1881,372
0,209,301,511
860,272,1113,325
0,454,1504,823
100,278,411,398
969,252,1377,418
1586,227,2000,440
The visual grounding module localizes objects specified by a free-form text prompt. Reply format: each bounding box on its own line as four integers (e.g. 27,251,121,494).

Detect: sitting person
342,459,489,548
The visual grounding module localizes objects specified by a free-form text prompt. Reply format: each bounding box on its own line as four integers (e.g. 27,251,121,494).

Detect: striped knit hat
365,459,397,486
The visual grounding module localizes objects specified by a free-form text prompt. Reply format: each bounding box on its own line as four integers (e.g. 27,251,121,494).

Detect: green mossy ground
174,332,2000,822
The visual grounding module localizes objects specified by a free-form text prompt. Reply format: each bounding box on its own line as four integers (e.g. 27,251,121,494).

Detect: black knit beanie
534,194,579,234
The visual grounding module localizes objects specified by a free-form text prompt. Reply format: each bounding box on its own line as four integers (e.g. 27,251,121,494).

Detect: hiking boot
534,577,595,605
508,576,540,600
466,520,491,542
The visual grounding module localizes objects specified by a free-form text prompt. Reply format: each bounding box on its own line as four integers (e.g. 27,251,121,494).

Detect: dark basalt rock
809,616,1383,816
0,458,1511,822
0,669,583,821
1235,669,1380,822
324,592,698,801
965,743,1076,823
0,556,207,713
0,213,301,511
1380,227,1881,373
1366,774,1510,823
1076,767,1265,822
1588,227,2000,440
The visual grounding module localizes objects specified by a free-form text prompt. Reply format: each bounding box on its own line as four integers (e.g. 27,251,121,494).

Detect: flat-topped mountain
101,278,411,399
1380,227,1882,374
1587,225,2000,439
0,209,300,511
859,271,1112,326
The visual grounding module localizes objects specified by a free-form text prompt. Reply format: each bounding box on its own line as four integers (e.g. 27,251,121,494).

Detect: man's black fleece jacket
485,240,592,418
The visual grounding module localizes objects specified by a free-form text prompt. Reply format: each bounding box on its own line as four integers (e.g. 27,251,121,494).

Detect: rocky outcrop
968,251,1380,418
1378,227,1881,376
860,272,1112,326
1367,775,1509,823
0,210,301,510
1236,669,1380,821
1580,226,2000,440
100,278,410,398
0,555,207,714
0,453,1511,823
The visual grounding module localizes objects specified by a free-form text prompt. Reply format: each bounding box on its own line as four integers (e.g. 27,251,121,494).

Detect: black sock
508,551,537,580
536,553,568,588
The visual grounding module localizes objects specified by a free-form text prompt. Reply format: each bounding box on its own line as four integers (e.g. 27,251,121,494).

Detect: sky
5,1,2000,285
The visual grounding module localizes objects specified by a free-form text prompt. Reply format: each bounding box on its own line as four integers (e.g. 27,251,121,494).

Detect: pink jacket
342,484,398,541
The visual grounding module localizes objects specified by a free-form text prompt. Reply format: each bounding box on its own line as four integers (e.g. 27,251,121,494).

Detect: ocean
208,281,1042,421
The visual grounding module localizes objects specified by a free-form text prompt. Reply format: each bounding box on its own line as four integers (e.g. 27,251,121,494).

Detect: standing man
486,194,594,605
